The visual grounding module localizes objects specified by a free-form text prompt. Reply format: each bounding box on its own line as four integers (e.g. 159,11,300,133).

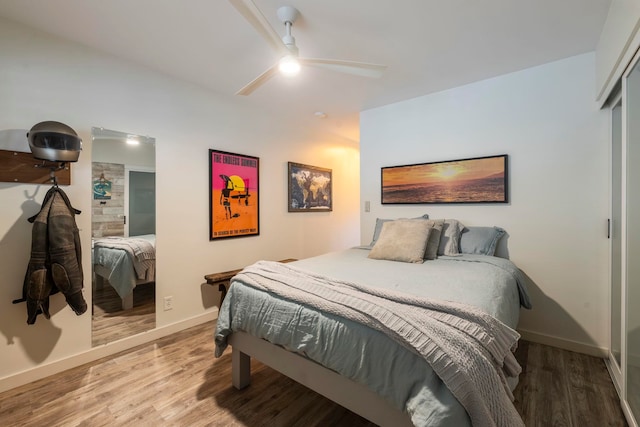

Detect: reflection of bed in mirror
92,234,156,310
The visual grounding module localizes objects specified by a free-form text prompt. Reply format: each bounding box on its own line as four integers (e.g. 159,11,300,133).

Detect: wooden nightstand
205,259,297,306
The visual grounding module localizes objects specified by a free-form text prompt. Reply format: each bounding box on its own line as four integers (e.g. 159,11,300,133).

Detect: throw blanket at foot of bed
217,260,524,427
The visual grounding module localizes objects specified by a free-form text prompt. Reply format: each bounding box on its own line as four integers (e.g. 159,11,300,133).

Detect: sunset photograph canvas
381,155,508,204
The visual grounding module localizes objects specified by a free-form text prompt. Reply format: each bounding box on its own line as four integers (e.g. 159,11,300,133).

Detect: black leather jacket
20,186,87,324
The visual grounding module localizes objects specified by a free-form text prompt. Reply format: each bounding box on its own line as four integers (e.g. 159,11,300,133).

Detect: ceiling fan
229,0,388,95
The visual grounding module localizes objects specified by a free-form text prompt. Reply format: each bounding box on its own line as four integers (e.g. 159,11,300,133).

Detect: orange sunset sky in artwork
383,156,505,187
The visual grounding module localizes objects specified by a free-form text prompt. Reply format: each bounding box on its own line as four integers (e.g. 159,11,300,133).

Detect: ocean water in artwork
382,176,505,203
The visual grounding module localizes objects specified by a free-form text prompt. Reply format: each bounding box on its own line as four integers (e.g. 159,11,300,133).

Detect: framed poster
381,154,508,204
93,173,112,200
209,149,259,240
288,162,332,212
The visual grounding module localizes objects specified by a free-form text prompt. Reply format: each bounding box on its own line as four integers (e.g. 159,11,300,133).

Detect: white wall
0,18,360,389
360,53,610,354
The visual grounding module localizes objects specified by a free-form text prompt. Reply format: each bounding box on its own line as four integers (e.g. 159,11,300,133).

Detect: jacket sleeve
47,191,87,316
22,197,55,324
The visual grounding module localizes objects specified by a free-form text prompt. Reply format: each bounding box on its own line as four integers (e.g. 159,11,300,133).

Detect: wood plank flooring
512,340,626,427
91,281,155,346
0,321,628,426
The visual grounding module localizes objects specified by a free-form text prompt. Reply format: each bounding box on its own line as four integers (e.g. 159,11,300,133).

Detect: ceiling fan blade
236,64,279,96
228,0,289,57
301,58,387,78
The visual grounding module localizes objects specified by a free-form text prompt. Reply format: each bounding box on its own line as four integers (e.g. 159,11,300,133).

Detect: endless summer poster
209,149,259,240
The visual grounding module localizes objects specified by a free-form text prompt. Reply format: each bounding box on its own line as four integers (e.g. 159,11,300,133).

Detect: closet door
611,96,623,377
626,59,640,419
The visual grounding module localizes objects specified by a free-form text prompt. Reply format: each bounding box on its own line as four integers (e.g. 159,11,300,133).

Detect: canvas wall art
381,154,508,204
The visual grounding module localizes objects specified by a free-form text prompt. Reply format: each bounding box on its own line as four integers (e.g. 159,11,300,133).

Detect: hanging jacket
18,186,87,324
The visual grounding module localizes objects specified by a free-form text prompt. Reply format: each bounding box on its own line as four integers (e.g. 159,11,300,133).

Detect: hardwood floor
513,341,626,427
91,281,155,346
0,321,628,426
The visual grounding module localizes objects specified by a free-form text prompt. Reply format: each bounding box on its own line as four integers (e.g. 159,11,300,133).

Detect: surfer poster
209,149,259,240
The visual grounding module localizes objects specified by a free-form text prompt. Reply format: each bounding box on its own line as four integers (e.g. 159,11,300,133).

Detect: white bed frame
229,331,414,427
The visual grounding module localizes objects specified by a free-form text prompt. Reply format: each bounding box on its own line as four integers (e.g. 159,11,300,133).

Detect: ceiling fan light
279,55,301,77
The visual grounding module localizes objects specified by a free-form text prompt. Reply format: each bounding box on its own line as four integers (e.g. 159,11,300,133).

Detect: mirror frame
90,127,156,346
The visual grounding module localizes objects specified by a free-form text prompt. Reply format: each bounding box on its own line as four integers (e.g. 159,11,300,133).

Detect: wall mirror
91,127,156,346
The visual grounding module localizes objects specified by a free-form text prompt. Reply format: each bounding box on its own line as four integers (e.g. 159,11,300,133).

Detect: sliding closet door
626,60,640,419
611,97,623,374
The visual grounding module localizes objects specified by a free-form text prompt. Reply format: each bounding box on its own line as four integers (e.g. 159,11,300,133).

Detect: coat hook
50,169,58,187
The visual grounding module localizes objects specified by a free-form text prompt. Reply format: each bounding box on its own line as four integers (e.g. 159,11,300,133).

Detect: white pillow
368,219,432,263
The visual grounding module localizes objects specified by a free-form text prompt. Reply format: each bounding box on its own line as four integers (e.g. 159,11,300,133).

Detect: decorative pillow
369,214,429,247
437,219,465,256
423,219,444,260
459,226,506,256
368,219,432,263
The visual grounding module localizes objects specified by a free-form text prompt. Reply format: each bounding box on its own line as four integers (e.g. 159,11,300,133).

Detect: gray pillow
437,219,465,256
460,226,506,256
423,219,444,260
368,219,432,263
369,214,429,247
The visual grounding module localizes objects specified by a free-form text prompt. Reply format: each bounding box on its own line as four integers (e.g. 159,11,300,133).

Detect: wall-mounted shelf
0,149,71,185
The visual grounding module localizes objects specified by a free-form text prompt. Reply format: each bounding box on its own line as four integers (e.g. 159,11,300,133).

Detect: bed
92,234,156,310
214,219,533,426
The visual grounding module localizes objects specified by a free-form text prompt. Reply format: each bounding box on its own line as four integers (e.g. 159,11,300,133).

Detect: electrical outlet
163,296,173,311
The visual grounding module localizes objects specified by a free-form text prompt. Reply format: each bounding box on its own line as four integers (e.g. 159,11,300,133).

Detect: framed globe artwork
288,162,333,212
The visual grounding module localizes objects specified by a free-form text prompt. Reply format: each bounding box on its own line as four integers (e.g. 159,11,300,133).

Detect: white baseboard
0,310,217,394
622,397,640,427
518,328,608,358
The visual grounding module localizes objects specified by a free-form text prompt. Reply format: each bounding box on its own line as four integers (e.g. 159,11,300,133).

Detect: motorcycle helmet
27,121,82,162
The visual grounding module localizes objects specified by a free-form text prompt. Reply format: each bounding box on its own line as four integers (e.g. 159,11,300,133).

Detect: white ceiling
0,0,612,142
